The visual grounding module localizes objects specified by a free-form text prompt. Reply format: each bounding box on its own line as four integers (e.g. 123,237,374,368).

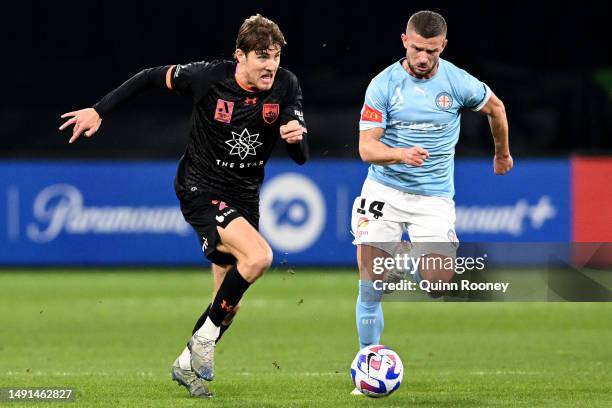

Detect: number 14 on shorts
355,198,385,219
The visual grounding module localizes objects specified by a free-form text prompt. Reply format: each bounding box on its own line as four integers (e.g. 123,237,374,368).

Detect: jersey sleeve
359,78,388,130
169,61,213,101
454,69,491,111
280,71,309,165
280,71,306,129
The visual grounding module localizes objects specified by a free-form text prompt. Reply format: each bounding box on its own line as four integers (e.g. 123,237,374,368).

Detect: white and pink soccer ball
350,345,404,397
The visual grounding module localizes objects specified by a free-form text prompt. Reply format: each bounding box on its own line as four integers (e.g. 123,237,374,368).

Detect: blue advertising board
0,161,196,265
454,159,570,242
0,159,570,266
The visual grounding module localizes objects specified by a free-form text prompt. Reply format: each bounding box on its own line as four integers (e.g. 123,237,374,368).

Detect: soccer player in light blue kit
351,10,512,395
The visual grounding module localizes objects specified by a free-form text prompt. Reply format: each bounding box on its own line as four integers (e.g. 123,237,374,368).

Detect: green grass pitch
1,269,611,407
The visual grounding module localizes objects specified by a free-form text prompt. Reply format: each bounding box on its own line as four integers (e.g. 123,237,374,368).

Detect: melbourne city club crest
435,92,453,110
225,128,263,159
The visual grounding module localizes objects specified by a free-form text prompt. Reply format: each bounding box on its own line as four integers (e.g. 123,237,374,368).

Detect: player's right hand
493,153,513,174
59,108,102,144
397,146,429,166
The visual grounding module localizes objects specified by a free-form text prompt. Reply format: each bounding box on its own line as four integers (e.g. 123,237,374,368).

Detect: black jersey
170,60,306,209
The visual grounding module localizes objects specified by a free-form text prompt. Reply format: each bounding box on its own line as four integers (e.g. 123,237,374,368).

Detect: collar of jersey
397,58,443,83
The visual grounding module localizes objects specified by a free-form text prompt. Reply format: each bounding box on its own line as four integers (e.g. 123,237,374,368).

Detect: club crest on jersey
435,92,453,110
214,99,234,123
262,103,280,124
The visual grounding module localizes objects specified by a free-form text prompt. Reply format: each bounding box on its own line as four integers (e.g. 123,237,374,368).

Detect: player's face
237,46,281,91
401,29,447,79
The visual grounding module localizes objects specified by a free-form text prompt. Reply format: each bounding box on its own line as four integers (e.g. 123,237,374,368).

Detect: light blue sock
356,280,384,349
412,265,423,283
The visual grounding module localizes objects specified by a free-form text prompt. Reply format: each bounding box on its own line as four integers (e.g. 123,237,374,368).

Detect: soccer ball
350,345,403,397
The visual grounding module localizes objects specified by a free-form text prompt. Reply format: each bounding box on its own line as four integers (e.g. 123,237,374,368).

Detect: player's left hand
280,120,306,144
494,153,513,174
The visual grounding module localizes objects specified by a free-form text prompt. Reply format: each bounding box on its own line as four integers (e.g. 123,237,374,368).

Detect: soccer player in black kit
59,15,308,398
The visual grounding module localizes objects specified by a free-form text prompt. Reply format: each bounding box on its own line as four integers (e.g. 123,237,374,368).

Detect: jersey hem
367,173,454,199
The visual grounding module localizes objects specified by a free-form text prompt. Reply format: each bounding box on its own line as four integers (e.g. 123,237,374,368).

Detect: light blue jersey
359,58,490,198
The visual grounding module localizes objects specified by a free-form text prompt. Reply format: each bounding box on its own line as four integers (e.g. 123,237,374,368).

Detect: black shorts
177,189,260,265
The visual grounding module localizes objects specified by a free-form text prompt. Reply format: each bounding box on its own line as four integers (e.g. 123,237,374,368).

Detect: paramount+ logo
24,184,190,243
455,196,557,236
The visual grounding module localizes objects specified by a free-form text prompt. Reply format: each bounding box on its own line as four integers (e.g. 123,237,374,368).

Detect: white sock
178,346,191,370
195,317,220,340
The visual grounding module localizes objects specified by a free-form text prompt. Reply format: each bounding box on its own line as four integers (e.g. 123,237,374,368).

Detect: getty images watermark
370,251,510,295
361,242,612,301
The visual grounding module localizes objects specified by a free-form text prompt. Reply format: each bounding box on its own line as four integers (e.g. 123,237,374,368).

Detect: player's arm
59,65,175,143
359,77,428,167
280,121,308,164
477,91,512,174
359,128,429,166
279,72,309,165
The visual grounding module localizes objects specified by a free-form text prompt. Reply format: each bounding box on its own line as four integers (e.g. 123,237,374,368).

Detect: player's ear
235,49,246,63
441,38,448,52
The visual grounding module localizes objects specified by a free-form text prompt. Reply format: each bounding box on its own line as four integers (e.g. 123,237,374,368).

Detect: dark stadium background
2,1,611,159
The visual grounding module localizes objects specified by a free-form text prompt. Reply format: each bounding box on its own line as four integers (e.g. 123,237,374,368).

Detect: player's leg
176,190,268,377
351,244,389,397
198,216,271,335
173,262,243,397
406,194,458,297
190,263,241,342
355,244,389,349
191,216,272,380
173,283,219,399
211,262,242,339
351,179,404,349
173,263,239,396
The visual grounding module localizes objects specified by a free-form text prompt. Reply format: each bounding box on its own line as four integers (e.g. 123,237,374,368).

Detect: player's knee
241,248,273,279
252,249,273,275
